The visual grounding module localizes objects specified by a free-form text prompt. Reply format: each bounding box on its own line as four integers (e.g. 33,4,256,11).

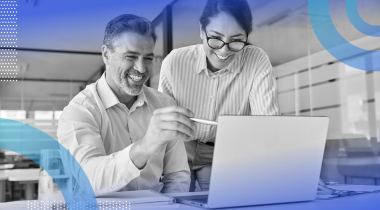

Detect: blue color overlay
0,118,98,210
308,0,380,71
346,0,380,37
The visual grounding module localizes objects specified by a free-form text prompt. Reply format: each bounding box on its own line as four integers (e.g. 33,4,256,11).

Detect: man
57,14,195,196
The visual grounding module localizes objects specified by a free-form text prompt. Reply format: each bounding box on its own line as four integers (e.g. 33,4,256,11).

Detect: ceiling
17,0,174,51
1,0,175,111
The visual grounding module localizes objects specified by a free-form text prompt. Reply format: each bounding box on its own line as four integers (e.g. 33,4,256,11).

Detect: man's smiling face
104,31,155,96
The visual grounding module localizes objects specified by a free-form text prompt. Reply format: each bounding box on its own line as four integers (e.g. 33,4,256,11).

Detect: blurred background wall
0,0,380,201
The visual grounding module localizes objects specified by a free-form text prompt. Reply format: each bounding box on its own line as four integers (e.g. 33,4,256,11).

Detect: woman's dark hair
200,0,252,36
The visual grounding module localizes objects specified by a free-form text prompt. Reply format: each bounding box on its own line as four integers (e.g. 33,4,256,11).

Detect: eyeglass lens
208,39,245,51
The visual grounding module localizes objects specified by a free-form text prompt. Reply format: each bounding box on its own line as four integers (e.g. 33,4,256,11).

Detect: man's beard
120,75,149,96
111,68,150,96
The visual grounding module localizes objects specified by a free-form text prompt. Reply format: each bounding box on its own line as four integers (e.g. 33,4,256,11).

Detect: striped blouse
158,44,280,143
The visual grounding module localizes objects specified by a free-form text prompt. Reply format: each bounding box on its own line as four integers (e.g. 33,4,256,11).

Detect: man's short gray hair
103,14,157,51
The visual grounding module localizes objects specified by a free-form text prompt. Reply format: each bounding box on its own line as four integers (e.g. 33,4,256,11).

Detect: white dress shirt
57,74,190,197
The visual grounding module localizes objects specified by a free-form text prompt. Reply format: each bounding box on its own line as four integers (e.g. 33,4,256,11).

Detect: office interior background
0,0,380,201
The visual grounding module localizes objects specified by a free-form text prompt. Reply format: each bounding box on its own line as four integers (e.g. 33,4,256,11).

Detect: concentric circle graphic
308,0,380,71
346,0,380,37
0,118,99,209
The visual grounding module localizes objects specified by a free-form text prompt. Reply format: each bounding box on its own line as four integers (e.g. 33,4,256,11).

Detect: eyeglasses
204,31,248,52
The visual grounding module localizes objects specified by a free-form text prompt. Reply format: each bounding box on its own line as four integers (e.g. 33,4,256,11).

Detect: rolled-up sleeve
249,53,280,116
161,139,190,193
57,98,141,197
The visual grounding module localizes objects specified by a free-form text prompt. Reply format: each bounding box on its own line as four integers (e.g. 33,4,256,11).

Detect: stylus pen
190,118,218,126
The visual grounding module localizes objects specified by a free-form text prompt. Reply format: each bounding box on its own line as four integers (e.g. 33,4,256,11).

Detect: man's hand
130,105,195,168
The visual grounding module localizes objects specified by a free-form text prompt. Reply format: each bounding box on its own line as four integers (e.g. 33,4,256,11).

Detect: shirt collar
137,87,149,106
97,73,148,109
97,73,120,109
129,90,148,113
195,44,246,75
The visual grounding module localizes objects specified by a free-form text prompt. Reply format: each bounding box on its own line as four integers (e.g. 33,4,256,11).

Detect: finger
153,105,194,118
159,121,195,139
159,112,196,130
160,130,193,142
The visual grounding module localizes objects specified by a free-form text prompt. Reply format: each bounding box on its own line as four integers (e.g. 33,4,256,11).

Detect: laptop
174,116,329,208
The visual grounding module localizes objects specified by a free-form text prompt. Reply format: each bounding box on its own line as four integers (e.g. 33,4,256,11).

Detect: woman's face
201,12,247,71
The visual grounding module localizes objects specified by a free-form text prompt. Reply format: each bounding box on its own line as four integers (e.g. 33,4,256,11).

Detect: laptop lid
208,116,329,208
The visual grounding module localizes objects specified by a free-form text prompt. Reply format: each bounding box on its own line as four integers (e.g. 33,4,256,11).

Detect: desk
4,151,40,157
167,192,380,210
0,192,379,210
0,164,14,170
8,169,39,200
338,156,380,184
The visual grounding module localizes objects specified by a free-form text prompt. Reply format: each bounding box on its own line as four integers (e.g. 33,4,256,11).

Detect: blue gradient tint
346,0,380,37
0,118,98,210
17,0,173,52
308,0,380,71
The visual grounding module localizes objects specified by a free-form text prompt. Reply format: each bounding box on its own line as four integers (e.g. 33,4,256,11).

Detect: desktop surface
0,192,379,210
176,192,380,210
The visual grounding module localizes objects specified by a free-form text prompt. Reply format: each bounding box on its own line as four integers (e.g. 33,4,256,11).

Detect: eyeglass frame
204,31,249,52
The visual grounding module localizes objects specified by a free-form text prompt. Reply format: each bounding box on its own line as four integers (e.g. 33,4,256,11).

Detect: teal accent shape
346,0,380,37
308,0,380,71
0,118,98,210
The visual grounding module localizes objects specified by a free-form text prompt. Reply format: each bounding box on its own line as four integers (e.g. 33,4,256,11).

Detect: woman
158,0,280,192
